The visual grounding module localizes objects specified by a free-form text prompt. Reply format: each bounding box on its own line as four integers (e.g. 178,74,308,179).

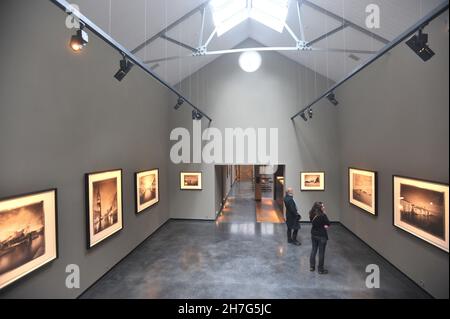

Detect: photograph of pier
349,168,377,215
0,201,45,276
352,174,373,207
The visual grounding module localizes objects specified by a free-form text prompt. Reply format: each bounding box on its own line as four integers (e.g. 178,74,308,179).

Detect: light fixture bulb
239,51,262,73
70,29,88,52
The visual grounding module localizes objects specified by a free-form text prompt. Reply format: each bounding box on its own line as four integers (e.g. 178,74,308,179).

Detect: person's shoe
318,269,329,275
310,267,315,272
292,240,302,246
287,239,293,244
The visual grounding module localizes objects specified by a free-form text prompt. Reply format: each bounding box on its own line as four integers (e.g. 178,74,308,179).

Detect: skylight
210,0,290,36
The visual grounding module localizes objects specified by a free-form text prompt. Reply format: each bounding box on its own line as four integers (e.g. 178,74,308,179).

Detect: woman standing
309,202,331,274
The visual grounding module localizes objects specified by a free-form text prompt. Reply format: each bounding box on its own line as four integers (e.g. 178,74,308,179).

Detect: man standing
284,188,301,246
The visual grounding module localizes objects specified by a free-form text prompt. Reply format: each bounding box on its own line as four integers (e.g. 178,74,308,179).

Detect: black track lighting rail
291,1,449,121
50,0,213,123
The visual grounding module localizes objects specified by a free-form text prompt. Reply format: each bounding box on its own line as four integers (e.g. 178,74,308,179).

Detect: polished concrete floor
81,181,430,299
218,181,285,224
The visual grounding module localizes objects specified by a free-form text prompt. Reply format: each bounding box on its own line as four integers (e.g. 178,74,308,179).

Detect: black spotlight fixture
326,92,339,106
192,110,203,120
308,108,313,119
174,97,184,110
114,55,134,81
300,112,308,122
70,22,88,52
406,27,435,62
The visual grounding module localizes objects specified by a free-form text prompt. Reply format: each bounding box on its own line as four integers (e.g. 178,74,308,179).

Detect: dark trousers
310,235,327,270
287,228,299,242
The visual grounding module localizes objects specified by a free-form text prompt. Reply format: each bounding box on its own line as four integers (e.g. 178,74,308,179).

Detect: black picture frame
0,188,58,290
348,167,378,216
134,168,160,214
85,169,124,249
180,172,203,191
300,171,325,191
392,175,449,253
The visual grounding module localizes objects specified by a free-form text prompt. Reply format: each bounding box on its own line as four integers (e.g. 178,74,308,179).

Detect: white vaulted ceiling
74,0,447,85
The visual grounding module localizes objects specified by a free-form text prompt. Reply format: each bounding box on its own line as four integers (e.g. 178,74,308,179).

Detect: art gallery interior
0,0,448,300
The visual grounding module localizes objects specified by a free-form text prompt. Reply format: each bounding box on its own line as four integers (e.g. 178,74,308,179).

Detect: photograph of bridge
394,176,449,252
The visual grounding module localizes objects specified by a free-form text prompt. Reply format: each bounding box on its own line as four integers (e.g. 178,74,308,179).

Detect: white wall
169,39,341,221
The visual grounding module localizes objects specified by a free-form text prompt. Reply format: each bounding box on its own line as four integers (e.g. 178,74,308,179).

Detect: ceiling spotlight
239,51,262,73
70,23,88,52
174,97,184,110
300,112,308,122
192,110,203,121
326,92,339,106
114,56,134,81
406,28,435,62
308,108,313,119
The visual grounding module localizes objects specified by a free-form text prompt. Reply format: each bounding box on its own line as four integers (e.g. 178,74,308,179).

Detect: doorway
216,165,285,224
255,165,285,223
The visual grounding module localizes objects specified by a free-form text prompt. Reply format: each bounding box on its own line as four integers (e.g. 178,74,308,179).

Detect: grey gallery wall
169,39,341,222
0,0,171,298
0,0,448,300
336,13,449,299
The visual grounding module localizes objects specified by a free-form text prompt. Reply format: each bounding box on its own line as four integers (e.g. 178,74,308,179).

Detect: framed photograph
135,169,159,214
349,168,377,216
180,172,202,190
86,169,123,249
300,172,325,191
393,176,449,253
0,189,58,290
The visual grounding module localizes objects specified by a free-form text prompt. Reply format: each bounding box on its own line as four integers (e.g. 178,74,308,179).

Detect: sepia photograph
86,170,123,248
300,172,325,191
0,189,57,290
394,176,449,252
180,172,202,190
136,169,159,213
349,168,377,215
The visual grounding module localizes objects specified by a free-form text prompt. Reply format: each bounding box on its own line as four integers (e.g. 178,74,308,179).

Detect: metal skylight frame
210,0,290,36
140,0,383,66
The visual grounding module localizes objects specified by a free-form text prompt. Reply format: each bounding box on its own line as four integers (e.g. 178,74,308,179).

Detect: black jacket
284,195,301,230
310,213,330,240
